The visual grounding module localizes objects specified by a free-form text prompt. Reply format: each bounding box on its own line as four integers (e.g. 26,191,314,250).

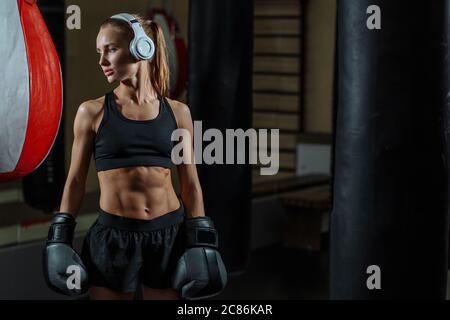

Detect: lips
104,70,114,76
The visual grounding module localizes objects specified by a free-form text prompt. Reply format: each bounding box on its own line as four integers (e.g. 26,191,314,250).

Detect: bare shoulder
79,96,104,114
165,97,192,124
76,96,105,131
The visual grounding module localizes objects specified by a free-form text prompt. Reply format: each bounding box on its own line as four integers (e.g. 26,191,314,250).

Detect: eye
108,48,117,53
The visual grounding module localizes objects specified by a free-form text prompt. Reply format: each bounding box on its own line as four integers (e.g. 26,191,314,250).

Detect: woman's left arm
168,100,228,300
170,99,205,218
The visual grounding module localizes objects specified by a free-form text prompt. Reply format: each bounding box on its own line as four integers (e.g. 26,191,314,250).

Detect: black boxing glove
43,213,89,296
171,216,228,300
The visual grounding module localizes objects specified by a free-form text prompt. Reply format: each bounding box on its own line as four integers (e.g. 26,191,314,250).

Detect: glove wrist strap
184,216,219,248
47,213,76,245
186,228,218,248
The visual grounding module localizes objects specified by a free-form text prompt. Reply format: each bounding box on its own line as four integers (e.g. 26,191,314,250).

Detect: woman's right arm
58,101,96,217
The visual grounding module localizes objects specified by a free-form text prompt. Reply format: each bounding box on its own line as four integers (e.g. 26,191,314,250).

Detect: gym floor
212,241,329,300
213,238,450,300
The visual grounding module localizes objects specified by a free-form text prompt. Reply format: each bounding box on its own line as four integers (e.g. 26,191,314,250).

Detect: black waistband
97,204,185,232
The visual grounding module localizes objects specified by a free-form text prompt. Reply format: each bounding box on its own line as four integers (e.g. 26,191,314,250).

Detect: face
96,25,139,83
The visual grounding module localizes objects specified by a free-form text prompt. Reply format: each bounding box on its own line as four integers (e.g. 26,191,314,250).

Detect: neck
117,63,158,105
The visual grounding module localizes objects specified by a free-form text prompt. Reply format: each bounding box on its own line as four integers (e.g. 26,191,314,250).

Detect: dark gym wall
303,0,336,133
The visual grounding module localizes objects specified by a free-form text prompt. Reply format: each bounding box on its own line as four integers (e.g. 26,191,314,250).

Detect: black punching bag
331,1,449,299
188,0,253,273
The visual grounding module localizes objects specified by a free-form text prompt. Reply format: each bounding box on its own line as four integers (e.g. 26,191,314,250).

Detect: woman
46,13,206,300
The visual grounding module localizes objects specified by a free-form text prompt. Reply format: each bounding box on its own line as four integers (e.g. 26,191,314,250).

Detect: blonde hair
100,14,170,98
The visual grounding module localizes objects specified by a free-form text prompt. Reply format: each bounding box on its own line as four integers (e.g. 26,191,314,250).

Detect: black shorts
80,205,185,293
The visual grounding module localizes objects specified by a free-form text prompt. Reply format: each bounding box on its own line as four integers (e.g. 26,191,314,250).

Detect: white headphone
110,13,155,61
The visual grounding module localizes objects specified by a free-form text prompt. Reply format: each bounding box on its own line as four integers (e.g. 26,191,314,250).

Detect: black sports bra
93,91,177,172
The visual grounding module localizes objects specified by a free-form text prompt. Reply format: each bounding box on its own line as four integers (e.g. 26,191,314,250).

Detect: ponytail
145,19,170,98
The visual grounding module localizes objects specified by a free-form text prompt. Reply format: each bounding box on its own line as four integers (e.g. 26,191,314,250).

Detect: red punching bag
0,0,63,183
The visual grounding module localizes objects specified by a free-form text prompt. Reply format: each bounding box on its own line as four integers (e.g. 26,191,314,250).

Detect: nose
99,54,109,67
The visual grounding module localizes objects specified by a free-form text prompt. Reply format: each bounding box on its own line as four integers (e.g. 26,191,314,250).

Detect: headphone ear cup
135,37,155,60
